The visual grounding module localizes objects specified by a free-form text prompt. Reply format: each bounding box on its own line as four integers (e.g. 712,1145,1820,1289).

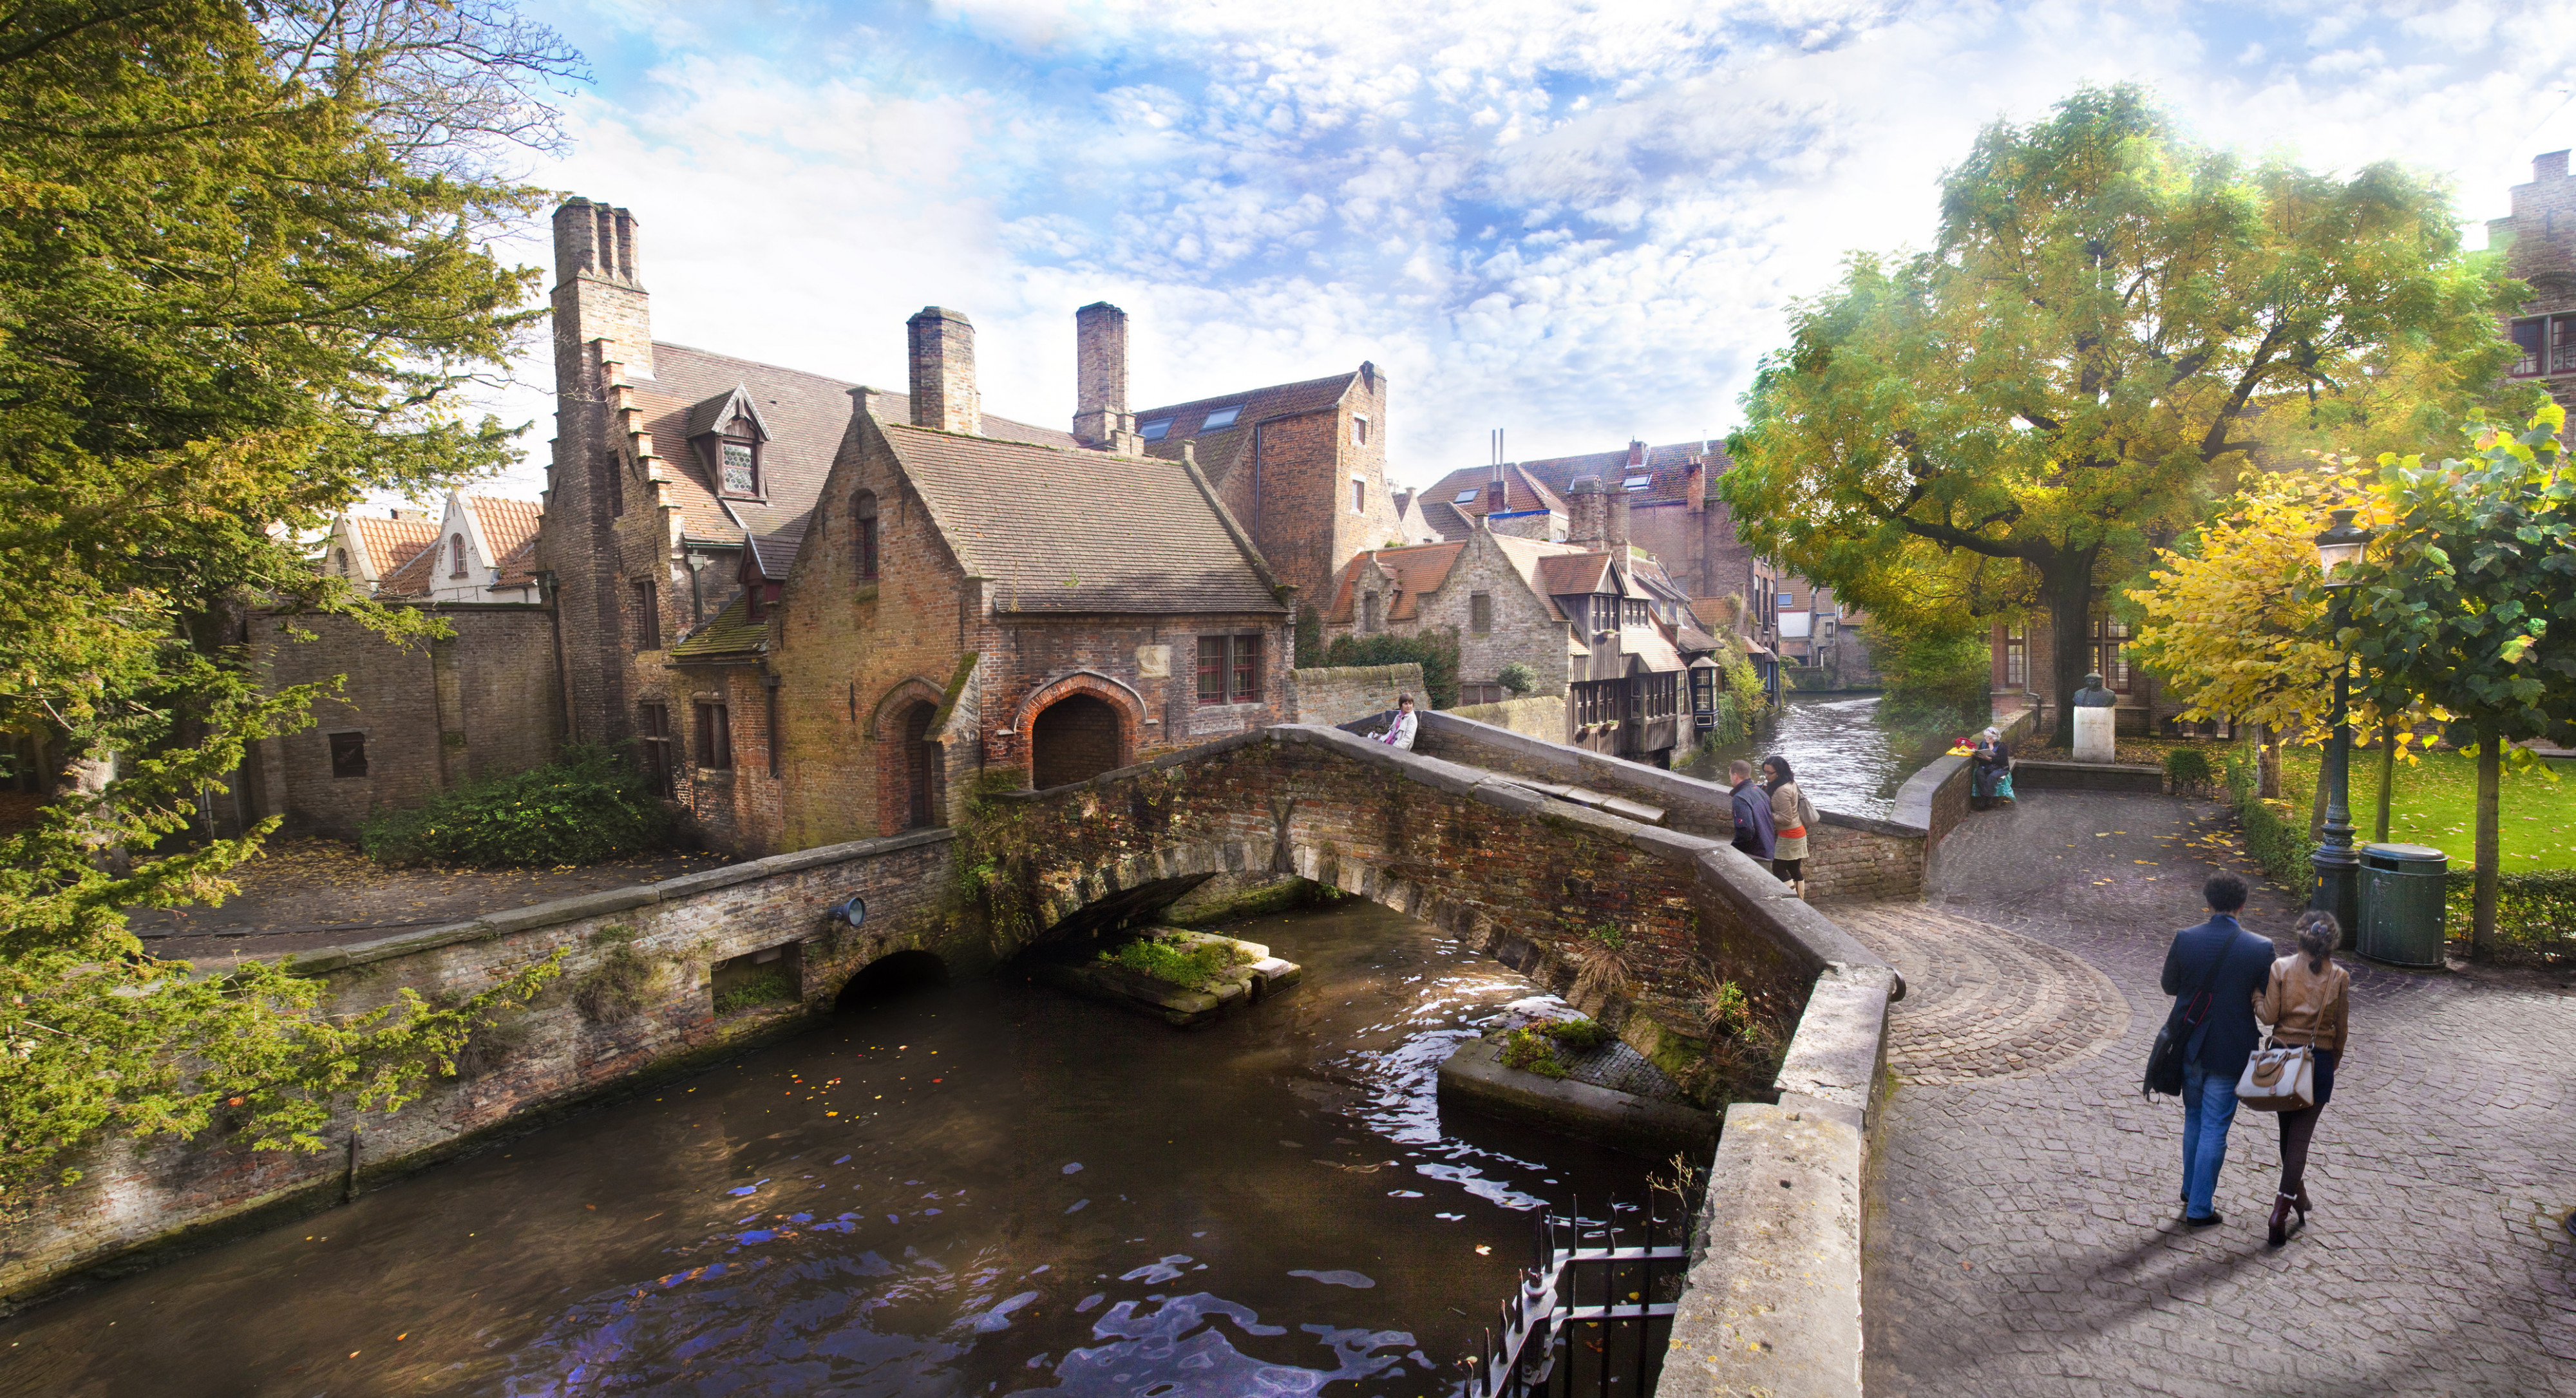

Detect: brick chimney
907,307,980,435
1567,477,1606,548
2540,150,2571,184
1684,451,1707,514
1072,302,1137,451
1606,475,1631,555
552,199,651,381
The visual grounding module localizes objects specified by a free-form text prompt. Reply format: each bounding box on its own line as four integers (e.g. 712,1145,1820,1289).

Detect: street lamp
2310,508,2374,941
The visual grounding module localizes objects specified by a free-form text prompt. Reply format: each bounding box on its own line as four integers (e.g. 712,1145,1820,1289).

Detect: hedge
2222,746,2315,889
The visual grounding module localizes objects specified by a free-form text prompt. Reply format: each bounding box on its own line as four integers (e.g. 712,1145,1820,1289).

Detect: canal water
1680,692,1956,821
0,901,1646,1397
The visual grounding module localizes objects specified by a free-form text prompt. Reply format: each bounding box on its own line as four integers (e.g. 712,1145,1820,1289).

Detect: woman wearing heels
2254,911,2351,1247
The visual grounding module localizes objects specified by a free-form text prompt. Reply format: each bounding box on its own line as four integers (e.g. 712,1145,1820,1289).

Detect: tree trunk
2040,556,2096,751
2256,724,2282,798
2374,725,2396,844
2473,721,2500,961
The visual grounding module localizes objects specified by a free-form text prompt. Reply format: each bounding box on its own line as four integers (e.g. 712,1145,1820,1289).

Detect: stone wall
1447,693,1564,740
1287,663,1424,728
1,829,974,1311
245,604,565,838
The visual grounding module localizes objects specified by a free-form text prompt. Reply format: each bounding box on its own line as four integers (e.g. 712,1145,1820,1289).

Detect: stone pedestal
2072,707,2116,764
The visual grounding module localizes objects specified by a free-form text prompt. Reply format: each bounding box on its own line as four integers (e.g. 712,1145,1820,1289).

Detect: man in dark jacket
2159,871,2275,1227
1728,760,1775,862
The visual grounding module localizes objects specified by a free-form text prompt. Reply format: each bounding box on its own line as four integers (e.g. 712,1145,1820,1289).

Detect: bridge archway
837,949,949,1010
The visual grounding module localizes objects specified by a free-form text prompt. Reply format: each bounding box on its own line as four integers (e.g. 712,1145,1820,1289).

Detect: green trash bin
2358,843,2447,967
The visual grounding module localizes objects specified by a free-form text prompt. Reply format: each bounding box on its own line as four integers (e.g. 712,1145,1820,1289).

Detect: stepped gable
878,420,1283,616
346,516,437,578
632,341,1079,548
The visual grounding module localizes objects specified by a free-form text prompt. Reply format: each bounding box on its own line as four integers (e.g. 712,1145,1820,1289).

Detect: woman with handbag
1970,728,2012,809
1760,755,1813,898
2253,910,2351,1247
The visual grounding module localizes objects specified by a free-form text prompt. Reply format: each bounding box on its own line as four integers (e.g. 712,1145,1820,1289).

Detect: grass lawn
2273,748,2576,872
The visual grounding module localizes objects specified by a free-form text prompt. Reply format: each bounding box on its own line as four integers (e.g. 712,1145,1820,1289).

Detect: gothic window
855,491,879,581
334,547,350,577
1470,592,1493,635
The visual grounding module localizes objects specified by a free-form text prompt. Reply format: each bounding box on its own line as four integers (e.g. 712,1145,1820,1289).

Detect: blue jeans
2179,1061,2240,1219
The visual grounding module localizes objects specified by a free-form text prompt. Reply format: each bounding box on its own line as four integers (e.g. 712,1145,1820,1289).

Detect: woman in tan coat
1761,755,1810,898
2253,910,2351,1247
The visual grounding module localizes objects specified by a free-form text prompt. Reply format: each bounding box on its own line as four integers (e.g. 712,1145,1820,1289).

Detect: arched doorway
836,949,948,1010
1030,694,1122,789
900,701,939,829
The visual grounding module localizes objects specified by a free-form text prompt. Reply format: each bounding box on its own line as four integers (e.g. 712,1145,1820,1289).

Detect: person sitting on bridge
1727,759,1775,864
1370,695,1419,751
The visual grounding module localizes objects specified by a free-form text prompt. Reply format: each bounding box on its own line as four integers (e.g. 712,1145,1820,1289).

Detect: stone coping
270,829,956,978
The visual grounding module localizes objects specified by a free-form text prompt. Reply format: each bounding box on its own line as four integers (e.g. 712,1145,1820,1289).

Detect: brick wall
245,605,564,838
1,829,968,1308
1288,663,1424,726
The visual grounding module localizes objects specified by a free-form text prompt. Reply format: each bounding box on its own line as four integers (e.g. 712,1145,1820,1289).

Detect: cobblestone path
1844,790,2576,1397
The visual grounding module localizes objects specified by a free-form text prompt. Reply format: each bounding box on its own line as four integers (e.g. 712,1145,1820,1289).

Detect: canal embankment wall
1,828,978,1313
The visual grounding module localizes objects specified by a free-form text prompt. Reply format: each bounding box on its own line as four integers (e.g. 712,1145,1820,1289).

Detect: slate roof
630,341,1077,550
1137,372,1357,479
879,422,1283,615
743,529,802,583
1321,541,1467,624
670,593,766,661
346,516,437,578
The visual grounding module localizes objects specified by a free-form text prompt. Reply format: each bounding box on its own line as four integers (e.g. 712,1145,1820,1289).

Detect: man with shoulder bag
2144,871,2275,1229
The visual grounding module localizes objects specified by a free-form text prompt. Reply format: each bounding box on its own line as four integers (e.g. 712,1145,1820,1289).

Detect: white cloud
440,0,2576,508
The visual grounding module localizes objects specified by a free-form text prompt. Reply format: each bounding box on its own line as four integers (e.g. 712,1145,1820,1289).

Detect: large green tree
2348,405,2576,958
0,1,576,1195
1719,84,2524,745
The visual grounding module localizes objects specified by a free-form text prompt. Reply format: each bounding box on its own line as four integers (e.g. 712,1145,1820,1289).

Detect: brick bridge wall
1,829,983,1312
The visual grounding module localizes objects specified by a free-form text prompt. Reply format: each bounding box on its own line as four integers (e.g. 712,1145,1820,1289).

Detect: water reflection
1682,692,1953,820
0,901,1640,1398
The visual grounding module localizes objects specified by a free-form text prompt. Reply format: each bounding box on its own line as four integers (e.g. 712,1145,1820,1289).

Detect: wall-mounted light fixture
829,894,867,928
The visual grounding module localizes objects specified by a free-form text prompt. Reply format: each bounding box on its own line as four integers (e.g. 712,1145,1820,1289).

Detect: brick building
1321,473,1725,766
2491,149,2576,413
1416,439,1785,694
540,199,1320,856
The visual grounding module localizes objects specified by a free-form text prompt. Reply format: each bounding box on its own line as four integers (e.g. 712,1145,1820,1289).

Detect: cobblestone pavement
1834,903,2130,1085
1852,790,2576,1397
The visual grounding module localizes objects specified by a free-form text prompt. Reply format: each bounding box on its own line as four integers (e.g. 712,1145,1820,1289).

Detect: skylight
1623,475,1652,491
1200,405,1241,431
1139,419,1173,441
1453,489,1480,504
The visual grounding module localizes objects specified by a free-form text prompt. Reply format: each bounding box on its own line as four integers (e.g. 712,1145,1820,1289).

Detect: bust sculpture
2072,672,2117,708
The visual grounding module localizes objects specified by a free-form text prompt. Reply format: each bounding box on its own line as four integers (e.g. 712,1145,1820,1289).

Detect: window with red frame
1197,633,1262,705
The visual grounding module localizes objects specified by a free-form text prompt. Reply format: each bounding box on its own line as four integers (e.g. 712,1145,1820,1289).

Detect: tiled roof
743,529,801,582
347,516,436,577
879,422,1284,616
632,341,1078,547
374,540,435,598
1416,462,1567,539
1322,541,1466,624
670,592,767,661
1137,372,1356,478
1536,553,1613,598
1511,439,1730,506
466,495,542,563
491,538,540,589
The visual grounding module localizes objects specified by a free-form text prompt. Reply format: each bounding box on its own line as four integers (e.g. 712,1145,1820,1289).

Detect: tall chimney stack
551,198,652,379
907,307,980,435
1073,302,1136,451
1567,477,1606,549
1607,478,1631,556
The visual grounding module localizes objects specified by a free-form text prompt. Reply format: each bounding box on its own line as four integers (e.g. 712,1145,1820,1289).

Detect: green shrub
360,744,674,869
1321,630,1460,710
714,969,795,1016
2222,745,2315,887
2441,869,2576,966
1541,1017,1611,1052
1101,932,1252,992
2165,746,2215,791
1497,1026,1569,1078
574,927,661,1025
1497,661,1538,696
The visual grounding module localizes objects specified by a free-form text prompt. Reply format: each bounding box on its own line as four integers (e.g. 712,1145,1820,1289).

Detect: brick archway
1010,671,1144,786
867,677,950,835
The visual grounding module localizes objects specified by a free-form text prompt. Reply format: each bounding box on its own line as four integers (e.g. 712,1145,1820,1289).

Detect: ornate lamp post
2310,509,2374,939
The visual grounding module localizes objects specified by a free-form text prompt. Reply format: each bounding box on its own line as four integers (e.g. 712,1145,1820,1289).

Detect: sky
450,0,2576,505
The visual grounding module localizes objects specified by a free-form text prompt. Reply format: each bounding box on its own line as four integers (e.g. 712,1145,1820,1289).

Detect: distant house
1322,474,1725,766
372,491,543,603
319,509,437,593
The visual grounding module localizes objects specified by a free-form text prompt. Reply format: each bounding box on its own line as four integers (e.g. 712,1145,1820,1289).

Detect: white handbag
2235,1039,2316,1111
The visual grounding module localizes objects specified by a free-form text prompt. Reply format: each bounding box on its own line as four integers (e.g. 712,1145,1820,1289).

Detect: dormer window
690,389,772,499
719,415,759,497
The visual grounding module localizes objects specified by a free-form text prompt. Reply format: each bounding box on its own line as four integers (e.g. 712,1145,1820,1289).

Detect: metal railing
1460,1196,1689,1398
